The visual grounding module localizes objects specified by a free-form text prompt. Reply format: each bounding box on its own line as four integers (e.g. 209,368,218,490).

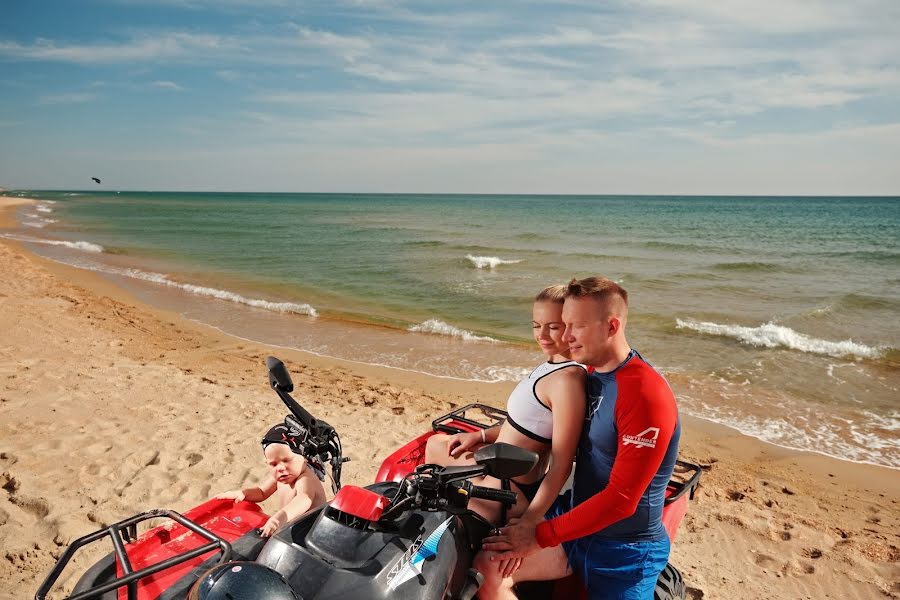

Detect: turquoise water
4,191,899,468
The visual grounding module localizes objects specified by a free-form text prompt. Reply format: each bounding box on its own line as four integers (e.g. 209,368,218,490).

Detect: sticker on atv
386,517,453,590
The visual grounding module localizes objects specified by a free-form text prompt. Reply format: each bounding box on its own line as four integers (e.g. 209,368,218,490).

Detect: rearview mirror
473,442,538,479
266,356,294,392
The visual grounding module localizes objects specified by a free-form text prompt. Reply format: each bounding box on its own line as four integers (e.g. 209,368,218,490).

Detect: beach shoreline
1,196,897,599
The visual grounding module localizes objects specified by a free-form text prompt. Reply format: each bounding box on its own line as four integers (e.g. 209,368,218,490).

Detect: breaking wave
120,269,318,316
466,254,522,269
675,318,883,359
22,213,59,228
0,233,103,253
35,205,53,213
408,319,498,343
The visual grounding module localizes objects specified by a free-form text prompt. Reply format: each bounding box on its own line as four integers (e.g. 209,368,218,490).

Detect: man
478,276,680,599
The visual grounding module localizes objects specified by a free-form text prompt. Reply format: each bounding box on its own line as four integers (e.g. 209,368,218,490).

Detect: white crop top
505,360,585,444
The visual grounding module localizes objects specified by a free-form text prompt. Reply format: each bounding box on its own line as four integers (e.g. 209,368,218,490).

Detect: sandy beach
1,196,897,599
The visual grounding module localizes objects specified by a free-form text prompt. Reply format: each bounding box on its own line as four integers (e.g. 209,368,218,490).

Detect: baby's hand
215,490,245,503
261,513,286,537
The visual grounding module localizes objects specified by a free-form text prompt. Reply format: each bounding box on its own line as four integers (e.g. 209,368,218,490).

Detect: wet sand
1,196,897,599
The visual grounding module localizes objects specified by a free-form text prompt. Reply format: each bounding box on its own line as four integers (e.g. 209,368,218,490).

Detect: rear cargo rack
35,509,232,600
665,460,702,505
431,403,508,434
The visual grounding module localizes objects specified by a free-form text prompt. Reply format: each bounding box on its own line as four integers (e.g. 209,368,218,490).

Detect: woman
424,284,586,540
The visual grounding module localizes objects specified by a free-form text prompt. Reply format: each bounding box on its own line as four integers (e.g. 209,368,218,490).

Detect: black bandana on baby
261,423,304,453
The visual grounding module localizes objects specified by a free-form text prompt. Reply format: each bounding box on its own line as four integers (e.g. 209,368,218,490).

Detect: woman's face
532,300,569,358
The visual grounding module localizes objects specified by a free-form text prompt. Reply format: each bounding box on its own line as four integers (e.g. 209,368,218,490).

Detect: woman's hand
495,517,530,577
261,512,286,537
215,490,245,503
447,430,482,458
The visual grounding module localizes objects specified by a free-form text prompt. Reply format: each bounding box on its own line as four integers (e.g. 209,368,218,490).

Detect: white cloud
152,80,184,90
216,70,241,81
38,92,97,105
0,33,235,64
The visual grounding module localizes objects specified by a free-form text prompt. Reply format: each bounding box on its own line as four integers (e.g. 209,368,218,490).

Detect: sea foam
122,269,318,316
686,395,900,469
466,254,522,269
676,318,882,359
409,319,498,343
0,233,103,253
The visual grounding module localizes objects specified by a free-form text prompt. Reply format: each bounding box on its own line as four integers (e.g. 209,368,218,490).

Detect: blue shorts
547,497,671,600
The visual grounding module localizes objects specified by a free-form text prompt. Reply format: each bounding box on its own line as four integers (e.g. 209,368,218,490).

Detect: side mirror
266,356,294,392
473,443,538,479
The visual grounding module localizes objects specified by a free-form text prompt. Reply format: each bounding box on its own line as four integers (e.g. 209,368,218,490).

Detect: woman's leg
423,433,484,467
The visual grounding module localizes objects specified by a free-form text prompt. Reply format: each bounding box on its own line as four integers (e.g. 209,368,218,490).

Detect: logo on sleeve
622,427,659,449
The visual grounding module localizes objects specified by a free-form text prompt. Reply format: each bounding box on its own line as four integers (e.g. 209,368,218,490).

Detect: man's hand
261,512,286,538
481,518,541,562
215,490,245,503
447,431,482,458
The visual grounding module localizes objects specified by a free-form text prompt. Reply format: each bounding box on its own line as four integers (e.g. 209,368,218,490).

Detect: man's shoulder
617,356,675,402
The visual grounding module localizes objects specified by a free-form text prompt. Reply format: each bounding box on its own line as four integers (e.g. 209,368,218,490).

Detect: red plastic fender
330,486,390,521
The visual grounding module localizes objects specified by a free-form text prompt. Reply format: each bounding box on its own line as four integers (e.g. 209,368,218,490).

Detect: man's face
562,296,611,365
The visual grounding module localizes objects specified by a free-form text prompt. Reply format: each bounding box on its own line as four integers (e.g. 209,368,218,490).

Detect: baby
217,423,327,537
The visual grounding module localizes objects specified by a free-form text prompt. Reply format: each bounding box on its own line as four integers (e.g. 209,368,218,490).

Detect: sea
3,191,898,469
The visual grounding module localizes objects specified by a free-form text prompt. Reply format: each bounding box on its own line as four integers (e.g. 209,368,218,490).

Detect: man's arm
535,378,677,547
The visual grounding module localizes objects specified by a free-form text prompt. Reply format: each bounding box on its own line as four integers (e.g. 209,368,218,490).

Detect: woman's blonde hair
534,284,568,303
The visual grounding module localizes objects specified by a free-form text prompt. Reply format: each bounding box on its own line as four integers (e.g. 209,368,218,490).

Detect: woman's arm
520,368,586,521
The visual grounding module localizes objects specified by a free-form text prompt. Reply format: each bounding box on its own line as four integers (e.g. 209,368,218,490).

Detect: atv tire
654,562,686,600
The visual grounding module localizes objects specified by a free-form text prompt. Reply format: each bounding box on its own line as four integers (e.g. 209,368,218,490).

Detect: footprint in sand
797,562,815,574
802,547,824,559
10,494,51,519
752,552,788,574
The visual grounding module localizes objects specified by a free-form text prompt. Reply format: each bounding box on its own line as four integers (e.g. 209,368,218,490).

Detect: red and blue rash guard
536,350,680,546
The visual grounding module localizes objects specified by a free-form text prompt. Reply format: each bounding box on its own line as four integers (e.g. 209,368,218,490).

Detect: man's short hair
565,276,628,306
534,284,567,303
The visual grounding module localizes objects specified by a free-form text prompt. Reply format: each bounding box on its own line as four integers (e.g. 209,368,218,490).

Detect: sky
1,0,899,195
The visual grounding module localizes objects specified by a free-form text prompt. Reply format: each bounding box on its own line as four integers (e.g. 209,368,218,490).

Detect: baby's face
264,443,307,485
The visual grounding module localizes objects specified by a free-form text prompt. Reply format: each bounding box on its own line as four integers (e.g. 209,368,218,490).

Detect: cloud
38,92,97,105
0,33,234,64
216,70,241,81
152,80,184,90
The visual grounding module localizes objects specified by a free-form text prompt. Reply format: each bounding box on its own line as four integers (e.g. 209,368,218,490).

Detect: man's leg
473,545,571,600
581,537,670,600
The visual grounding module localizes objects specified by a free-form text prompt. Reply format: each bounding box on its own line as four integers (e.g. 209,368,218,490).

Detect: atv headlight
188,562,301,600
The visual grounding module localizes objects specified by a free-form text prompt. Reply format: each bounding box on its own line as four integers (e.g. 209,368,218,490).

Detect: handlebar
468,485,517,506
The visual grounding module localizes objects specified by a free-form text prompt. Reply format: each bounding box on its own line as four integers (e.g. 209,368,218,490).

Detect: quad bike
37,357,701,600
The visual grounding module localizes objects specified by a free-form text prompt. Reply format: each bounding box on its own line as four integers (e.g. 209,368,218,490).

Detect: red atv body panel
113,499,269,599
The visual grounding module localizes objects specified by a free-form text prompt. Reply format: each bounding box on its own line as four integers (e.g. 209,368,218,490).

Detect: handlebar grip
469,485,517,505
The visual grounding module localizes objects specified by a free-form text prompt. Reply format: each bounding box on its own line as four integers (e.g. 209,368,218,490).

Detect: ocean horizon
3,190,898,470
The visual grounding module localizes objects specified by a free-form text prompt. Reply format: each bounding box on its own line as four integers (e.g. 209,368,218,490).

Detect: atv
37,357,700,600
